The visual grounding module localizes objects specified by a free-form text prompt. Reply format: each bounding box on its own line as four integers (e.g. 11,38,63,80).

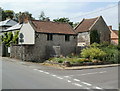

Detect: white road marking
99,71,106,73
44,72,50,74
72,83,82,87
33,68,103,90
64,71,107,77
64,76,70,78
33,69,38,71
67,80,71,83
38,70,44,72
95,87,102,89
56,77,63,79
74,79,80,82
81,82,92,86
52,75,57,77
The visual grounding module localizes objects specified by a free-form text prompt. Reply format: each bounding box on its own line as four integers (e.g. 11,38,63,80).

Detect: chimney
109,26,112,30
18,12,29,24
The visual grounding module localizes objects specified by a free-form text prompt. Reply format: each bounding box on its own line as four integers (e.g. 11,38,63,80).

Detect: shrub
102,47,119,63
81,47,106,60
48,58,65,63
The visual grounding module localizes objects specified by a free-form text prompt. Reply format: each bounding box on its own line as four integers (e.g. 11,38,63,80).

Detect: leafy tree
0,7,6,21
15,11,35,21
12,31,19,44
4,10,14,19
39,11,50,21
1,32,13,47
53,17,73,27
24,11,35,20
0,31,19,47
73,22,79,28
90,30,100,44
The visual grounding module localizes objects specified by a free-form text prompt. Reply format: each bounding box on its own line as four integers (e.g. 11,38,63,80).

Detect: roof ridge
84,16,100,20
32,20,70,25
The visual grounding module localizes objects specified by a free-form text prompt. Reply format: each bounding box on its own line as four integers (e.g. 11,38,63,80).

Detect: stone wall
77,32,90,46
90,16,111,43
10,33,77,62
77,17,111,45
10,45,25,60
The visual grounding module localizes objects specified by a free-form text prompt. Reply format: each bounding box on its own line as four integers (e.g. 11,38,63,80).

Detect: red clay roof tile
74,17,99,33
31,20,76,35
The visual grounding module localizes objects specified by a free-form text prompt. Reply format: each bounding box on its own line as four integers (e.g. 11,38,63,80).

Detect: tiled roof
74,17,99,33
31,20,76,35
111,30,118,39
108,26,118,39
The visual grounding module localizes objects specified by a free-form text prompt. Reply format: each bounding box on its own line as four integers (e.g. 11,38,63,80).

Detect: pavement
1,57,119,90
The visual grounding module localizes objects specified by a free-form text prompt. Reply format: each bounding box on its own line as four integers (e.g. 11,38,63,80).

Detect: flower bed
46,57,107,67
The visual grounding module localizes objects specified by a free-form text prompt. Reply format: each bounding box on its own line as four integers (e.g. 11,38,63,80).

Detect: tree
39,11,50,21
15,11,35,21
73,22,79,28
0,31,19,47
90,30,100,44
53,17,73,27
0,7,6,21
4,10,14,19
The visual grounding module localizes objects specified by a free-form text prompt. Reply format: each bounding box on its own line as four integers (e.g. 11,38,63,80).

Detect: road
1,57,119,90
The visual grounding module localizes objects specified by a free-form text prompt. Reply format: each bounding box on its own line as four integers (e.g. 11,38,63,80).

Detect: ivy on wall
0,31,19,47
90,30,100,44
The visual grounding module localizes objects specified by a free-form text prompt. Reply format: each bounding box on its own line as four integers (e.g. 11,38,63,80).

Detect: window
65,35,70,41
47,34,53,41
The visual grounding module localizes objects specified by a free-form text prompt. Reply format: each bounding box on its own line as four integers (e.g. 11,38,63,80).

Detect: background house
74,16,111,46
0,19,17,33
10,16,77,62
108,26,118,45
0,19,17,57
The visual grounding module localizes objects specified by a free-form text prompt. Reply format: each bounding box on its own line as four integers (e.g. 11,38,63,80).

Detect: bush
81,47,106,60
48,57,65,63
102,47,119,63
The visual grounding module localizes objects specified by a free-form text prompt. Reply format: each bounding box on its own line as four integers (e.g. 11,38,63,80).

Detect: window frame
47,33,53,41
65,35,70,41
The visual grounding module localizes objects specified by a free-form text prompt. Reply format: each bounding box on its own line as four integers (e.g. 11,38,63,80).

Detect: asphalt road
1,57,119,90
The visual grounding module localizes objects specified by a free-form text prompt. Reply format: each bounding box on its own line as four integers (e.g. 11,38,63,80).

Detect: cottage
10,16,77,62
108,26,118,45
74,16,111,46
0,19,17,56
0,19,17,33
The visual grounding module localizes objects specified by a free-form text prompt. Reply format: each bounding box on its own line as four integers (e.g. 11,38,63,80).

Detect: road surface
1,57,119,90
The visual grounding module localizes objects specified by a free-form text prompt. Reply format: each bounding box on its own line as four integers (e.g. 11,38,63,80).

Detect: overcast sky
0,0,119,29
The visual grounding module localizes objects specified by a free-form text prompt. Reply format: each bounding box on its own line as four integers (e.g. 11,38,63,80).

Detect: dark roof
74,17,99,33
31,20,76,35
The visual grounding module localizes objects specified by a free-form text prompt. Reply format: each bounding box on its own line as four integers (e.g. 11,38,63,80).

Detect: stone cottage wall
90,17,111,43
77,32,90,46
10,33,77,62
10,45,25,60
